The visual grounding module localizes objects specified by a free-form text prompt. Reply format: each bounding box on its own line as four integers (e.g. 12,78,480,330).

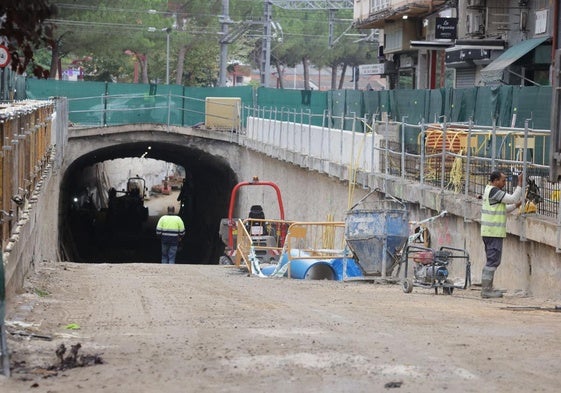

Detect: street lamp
148,27,172,84
164,27,171,85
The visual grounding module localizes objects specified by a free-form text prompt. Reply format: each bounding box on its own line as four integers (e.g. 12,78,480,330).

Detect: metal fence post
401,116,407,178
491,118,497,171
340,114,344,165
351,113,357,171
523,119,530,176
327,110,332,162
101,93,107,127
307,110,312,159
465,118,473,197
420,118,425,185
167,90,171,126
370,115,377,175
440,117,447,190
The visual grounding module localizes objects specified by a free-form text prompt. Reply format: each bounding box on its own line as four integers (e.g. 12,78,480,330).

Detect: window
398,68,415,89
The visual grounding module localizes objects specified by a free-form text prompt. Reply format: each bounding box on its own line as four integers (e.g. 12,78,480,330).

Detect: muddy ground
1,258,560,393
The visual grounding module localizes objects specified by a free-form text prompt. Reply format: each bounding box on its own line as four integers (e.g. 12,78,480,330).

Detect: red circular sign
0,45,11,68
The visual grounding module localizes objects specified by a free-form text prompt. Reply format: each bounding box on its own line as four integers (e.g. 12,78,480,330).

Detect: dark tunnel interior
60,141,238,264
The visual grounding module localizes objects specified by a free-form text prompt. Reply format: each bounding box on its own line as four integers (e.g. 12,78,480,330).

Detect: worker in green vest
156,206,185,264
480,171,523,298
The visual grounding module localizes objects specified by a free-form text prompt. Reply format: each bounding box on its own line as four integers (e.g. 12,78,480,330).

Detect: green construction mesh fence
328,90,346,129
511,86,551,130
344,90,364,131
104,83,184,126
473,86,501,126
26,79,107,125
426,89,446,124
255,87,327,127
391,89,427,124
450,88,477,123
497,86,514,127
21,80,552,135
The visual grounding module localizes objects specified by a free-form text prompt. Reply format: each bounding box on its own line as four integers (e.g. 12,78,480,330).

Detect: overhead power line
270,0,354,10
45,19,216,35
54,3,170,14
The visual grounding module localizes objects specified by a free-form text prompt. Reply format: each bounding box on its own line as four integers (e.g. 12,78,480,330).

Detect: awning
480,36,550,83
410,40,454,50
449,39,505,51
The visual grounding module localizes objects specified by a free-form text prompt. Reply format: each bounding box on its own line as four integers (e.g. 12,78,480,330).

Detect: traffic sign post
0,45,10,68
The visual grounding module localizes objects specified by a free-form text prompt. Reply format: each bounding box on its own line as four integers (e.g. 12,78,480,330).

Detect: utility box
205,97,241,130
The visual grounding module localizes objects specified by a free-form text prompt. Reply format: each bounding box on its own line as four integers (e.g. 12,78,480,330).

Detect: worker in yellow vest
156,206,185,264
480,171,523,298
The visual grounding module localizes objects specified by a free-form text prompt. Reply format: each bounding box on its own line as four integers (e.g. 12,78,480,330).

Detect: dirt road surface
1,258,560,393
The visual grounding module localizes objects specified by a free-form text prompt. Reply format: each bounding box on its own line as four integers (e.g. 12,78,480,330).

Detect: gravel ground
1,258,560,393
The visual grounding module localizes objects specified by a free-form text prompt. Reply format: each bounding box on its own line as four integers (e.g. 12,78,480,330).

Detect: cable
447,149,464,193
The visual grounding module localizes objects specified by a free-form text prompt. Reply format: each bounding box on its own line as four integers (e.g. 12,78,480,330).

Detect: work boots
481,267,503,298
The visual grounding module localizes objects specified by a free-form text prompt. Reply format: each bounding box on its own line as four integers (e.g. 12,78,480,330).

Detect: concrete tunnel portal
60,141,238,264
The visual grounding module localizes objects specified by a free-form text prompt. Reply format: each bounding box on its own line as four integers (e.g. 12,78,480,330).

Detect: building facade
353,0,557,89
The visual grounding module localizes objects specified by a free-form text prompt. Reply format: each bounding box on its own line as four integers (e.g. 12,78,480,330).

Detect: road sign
0,45,10,68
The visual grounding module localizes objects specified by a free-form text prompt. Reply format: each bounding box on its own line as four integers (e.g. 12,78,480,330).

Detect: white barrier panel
246,116,381,173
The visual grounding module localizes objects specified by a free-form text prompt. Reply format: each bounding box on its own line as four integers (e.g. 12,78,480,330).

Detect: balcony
354,0,449,29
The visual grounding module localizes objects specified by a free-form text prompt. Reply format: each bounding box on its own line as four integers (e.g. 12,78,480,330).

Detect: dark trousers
482,236,503,268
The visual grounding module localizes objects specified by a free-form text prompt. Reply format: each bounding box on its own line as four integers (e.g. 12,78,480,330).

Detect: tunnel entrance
60,141,238,264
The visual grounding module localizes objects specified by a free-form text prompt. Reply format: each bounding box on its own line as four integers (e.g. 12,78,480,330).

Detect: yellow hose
447,149,464,193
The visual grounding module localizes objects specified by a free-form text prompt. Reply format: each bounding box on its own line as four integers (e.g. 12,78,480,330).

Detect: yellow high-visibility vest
156,215,185,242
481,184,507,238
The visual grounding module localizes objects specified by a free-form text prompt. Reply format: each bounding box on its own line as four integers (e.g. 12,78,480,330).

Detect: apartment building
353,0,557,88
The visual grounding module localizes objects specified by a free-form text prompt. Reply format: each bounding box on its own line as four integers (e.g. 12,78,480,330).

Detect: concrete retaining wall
2,151,60,298
5,113,559,301
240,127,561,300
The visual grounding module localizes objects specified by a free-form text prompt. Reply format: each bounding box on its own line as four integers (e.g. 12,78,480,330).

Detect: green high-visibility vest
481,184,507,238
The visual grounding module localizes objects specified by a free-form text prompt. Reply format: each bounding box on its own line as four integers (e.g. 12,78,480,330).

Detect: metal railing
64,93,560,220
234,218,292,274
68,93,242,131
244,106,560,220
283,221,350,279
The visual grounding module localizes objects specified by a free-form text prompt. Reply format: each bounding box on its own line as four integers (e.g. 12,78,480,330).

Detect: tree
0,0,55,77
53,0,171,83
47,0,222,85
252,5,375,90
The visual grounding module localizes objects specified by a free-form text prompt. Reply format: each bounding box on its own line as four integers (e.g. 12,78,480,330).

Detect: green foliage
34,288,50,297
49,0,221,84
262,6,378,89
0,0,55,77
182,44,220,86
18,0,377,87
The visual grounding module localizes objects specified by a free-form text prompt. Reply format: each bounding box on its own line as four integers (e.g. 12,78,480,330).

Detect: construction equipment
106,176,149,233
401,245,471,295
345,190,410,281
219,177,288,265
